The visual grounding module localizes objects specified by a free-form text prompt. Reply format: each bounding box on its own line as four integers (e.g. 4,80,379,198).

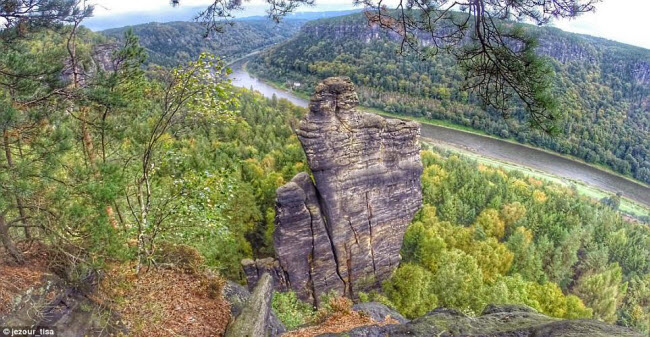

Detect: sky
86,0,650,49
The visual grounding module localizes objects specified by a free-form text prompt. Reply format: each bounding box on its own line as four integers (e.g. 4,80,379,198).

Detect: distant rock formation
243,77,422,305
61,44,119,86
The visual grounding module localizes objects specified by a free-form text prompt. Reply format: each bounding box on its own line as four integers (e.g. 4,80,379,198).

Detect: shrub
272,291,315,329
383,263,438,318
154,242,205,274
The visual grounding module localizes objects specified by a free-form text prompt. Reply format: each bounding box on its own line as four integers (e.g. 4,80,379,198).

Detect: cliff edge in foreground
322,304,645,337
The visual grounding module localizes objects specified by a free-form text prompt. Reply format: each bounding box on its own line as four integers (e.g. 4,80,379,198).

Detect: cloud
87,0,649,49
550,0,650,49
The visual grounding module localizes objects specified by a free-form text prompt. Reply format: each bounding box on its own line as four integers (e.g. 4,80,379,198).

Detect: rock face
241,257,289,293
61,44,119,86
244,77,422,305
322,305,645,337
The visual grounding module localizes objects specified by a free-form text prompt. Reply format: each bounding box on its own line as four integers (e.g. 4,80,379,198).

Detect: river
230,65,650,208
230,68,309,108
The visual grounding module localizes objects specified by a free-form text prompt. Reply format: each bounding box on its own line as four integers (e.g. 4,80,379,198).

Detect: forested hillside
248,14,650,184
0,24,310,332
102,20,304,66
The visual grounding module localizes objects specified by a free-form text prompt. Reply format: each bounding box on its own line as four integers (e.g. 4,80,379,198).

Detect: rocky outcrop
61,43,118,86
352,302,409,324
0,273,125,337
273,171,345,304
223,280,285,337
241,257,289,293
322,305,645,337
244,77,422,305
225,273,276,337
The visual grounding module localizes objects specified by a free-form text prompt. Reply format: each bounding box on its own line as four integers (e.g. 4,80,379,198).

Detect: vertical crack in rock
243,77,422,305
314,185,347,296
306,205,317,304
366,191,377,278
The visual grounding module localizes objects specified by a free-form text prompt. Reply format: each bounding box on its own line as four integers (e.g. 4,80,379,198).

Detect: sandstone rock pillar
243,77,422,305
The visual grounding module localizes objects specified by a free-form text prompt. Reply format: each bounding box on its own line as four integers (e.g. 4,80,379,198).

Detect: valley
230,61,650,216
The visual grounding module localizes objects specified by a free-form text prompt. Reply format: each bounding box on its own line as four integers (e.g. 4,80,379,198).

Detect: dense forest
102,20,304,66
0,23,313,332
388,149,649,331
248,13,650,184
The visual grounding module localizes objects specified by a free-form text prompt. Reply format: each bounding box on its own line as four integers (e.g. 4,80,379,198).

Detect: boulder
352,302,409,324
0,273,124,337
482,303,538,315
241,257,289,293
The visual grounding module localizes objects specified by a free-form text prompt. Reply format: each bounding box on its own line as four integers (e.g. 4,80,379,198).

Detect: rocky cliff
243,77,422,305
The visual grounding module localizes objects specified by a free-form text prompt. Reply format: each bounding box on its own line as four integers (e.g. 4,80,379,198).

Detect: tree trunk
15,137,31,238
68,22,118,231
3,130,31,239
80,109,119,230
0,214,25,264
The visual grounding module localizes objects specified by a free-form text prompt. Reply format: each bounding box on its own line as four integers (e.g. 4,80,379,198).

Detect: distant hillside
237,9,360,21
249,13,650,184
86,8,360,31
102,20,304,67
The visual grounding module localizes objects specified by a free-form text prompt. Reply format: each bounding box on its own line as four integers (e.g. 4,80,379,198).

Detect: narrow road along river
230,67,650,207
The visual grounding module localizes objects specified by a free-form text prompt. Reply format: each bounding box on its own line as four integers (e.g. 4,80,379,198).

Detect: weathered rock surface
0,273,124,337
223,280,285,337
321,305,645,337
352,302,409,324
61,44,119,86
243,77,422,305
274,172,345,304
225,273,276,337
241,257,289,293
296,77,422,295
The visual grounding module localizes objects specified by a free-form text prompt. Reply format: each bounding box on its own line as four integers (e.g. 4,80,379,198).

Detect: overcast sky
89,0,650,49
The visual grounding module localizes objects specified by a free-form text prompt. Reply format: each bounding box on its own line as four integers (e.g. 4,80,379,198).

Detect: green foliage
474,209,505,240
431,249,485,315
148,90,307,279
357,290,394,309
574,264,627,323
384,149,648,332
382,263,438,318
0,25,306,282
272,291,315,329
619,274,650,332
